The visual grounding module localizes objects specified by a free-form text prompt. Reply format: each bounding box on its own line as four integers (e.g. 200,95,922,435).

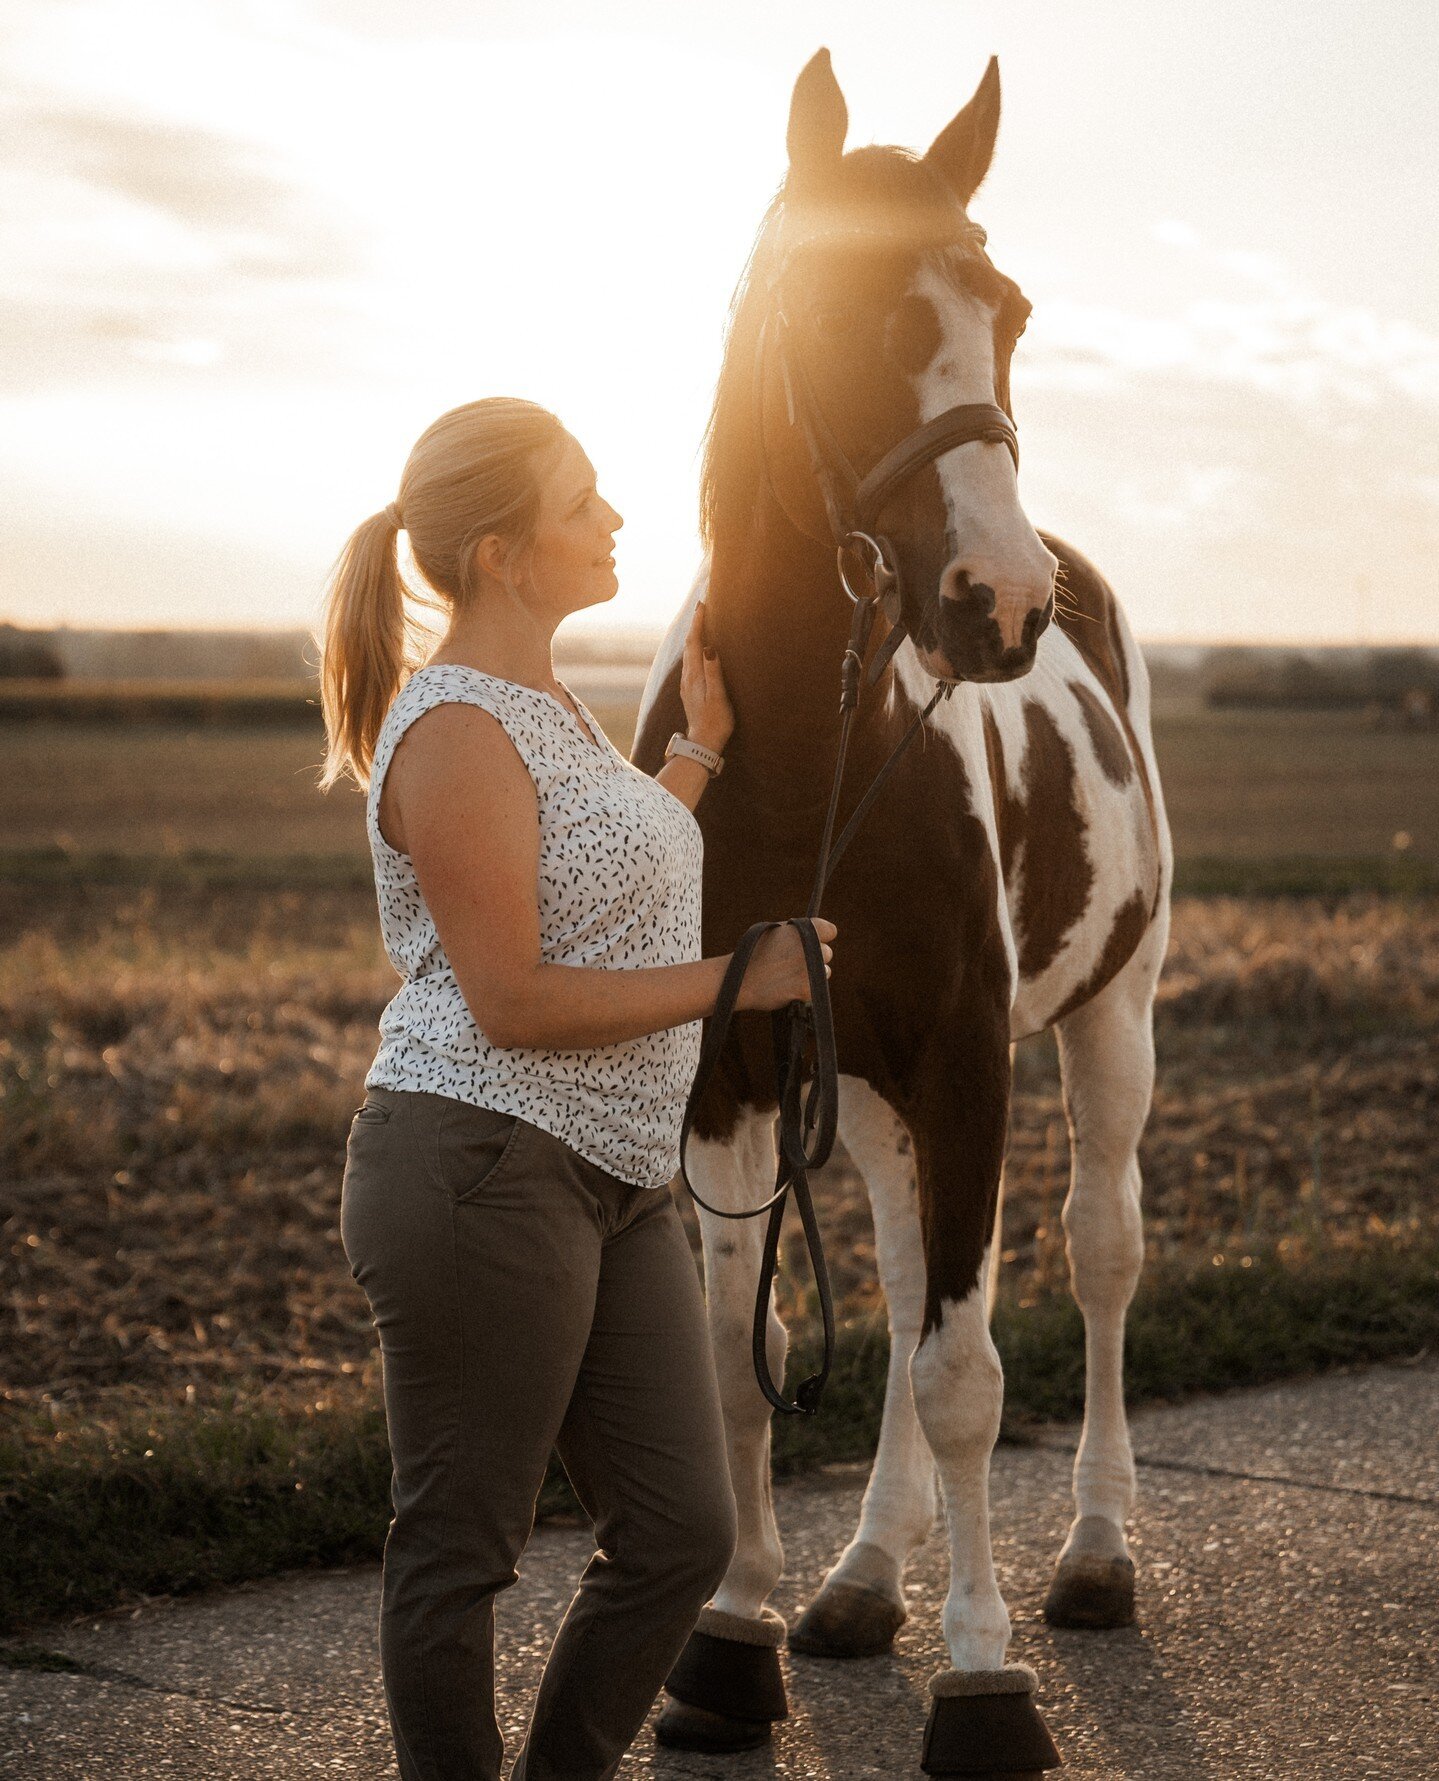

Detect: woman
318,395,836,1781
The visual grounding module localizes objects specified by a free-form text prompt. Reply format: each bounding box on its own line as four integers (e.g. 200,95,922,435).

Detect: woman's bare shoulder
382,700,536,854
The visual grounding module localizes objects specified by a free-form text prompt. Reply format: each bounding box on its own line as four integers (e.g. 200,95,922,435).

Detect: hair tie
383,502,403,530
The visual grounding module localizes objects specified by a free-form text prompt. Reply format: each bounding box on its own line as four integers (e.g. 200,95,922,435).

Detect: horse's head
755,50,1056,684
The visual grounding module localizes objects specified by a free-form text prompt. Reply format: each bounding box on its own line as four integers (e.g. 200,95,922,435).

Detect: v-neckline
548,679,607,755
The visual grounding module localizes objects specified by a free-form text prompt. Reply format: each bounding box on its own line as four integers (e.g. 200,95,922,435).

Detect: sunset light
1,0,1435,642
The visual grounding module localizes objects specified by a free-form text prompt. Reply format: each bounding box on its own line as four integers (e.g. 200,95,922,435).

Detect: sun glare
2,3,1435,642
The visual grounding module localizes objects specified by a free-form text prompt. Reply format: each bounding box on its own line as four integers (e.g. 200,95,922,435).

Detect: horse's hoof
1042,1551,1136,1629
789,1580,907,1658
655,1697,773,1753
664,1621,788,1726
921,1668,1061,1776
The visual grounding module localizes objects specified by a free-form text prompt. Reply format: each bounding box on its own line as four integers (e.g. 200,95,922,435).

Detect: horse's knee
1063,1162,1144,1303
909,1289,1003,1459
710,1306,787,1420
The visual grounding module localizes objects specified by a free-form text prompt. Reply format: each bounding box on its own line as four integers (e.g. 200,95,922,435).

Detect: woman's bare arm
654,751,714,813
385,702,732,1050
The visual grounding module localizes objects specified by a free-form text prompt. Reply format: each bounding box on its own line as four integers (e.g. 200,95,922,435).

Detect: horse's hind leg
789,1076,938,1659
656,1109,792,1753
1044,909,1167,1629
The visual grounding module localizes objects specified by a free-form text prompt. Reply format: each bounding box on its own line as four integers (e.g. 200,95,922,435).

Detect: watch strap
665,732,724,776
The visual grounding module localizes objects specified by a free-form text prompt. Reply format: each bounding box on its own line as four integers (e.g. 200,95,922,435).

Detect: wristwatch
664,732,724,777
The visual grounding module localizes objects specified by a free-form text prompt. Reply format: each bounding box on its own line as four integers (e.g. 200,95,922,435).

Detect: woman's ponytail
318,507,410,790
317,396,567,791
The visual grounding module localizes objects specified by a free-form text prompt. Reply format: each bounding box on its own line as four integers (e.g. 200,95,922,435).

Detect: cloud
1022,225,1439,412
20,103,361,274
0,93,371,391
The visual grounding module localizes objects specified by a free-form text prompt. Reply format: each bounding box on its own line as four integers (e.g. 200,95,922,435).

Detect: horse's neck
709,523,867,788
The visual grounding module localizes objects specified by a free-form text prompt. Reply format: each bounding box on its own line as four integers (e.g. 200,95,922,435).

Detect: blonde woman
319,396,836,1781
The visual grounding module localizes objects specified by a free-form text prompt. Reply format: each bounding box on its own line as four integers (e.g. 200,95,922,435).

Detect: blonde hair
318,396,567,790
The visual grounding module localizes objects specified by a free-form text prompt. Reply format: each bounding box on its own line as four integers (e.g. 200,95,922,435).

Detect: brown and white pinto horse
633,50,1171,1774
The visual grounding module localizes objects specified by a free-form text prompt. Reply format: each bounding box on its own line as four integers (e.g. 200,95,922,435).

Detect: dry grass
2,879,1434,1424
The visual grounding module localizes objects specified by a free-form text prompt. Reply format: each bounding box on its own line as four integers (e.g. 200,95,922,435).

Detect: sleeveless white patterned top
362,664,704,1189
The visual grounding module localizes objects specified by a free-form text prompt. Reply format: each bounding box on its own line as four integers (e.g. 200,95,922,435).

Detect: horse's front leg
907,1000,1061,1778
656,1105,791,1754
1044,908,1167,1629
789,1074,938,1659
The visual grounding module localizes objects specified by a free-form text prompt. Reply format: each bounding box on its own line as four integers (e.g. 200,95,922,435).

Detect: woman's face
522,432,623,617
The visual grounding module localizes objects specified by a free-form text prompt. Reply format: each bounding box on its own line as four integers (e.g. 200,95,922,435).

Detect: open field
1,696,1436,865
2,695,1436,1632
3,875,1434,1414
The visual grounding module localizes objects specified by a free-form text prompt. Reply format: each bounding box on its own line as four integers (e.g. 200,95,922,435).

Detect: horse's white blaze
909,1284,1011,1671
911,260,1056,642
635,563,707,737
683,1116,790,1623
819,1076,937,1600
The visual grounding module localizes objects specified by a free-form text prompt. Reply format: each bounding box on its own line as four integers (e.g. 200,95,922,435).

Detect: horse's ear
924,57,1001,208
786,48,848,196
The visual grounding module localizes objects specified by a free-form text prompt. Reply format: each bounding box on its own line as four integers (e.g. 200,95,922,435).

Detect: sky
1,0,1436,644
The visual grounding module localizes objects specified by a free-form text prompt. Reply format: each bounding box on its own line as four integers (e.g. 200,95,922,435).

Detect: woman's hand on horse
680,598,733,752
737,919,837,1012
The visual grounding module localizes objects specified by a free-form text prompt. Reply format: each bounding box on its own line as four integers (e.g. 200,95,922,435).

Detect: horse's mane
697,186,787,552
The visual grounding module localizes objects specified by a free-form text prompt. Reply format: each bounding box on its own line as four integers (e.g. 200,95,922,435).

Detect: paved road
3,1361,1436,1779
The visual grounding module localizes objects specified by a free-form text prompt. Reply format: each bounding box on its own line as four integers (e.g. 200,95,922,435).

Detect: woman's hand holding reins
736,918,837,1012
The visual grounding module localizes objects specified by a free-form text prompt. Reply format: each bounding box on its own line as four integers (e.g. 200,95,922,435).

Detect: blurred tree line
0,624,64,678
1202,647,1439,722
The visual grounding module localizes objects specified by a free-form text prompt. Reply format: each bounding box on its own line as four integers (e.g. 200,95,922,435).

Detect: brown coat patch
988,700,1094,979
1050,892,1151,1025
1070,681,1134,787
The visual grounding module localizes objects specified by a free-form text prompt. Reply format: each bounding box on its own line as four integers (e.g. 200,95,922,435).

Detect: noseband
676,249,1023,1416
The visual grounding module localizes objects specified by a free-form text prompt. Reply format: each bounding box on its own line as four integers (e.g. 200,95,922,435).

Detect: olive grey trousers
340,1086,737,1781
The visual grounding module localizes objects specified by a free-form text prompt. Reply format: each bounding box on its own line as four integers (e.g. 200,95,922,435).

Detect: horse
632,49,1171,1776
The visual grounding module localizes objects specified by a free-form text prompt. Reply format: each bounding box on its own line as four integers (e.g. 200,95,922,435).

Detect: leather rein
675,267,1020,1416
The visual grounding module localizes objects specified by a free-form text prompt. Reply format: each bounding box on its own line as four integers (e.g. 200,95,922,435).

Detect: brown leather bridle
759,251,1021,678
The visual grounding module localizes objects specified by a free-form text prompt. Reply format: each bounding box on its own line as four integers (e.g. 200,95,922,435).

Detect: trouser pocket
423,1094,532,1204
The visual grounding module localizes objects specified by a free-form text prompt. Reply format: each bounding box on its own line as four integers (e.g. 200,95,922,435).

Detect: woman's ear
470,533,508,582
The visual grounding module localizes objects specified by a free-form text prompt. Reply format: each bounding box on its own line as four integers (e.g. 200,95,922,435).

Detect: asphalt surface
3,1359,1436,1779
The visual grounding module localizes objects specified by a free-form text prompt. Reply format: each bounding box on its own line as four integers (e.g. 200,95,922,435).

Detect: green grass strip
3,1239,1435,1642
